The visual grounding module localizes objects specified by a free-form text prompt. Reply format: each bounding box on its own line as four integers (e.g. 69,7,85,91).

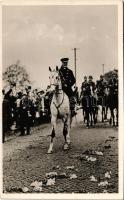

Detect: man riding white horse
48,65,71,153
59,57,77,117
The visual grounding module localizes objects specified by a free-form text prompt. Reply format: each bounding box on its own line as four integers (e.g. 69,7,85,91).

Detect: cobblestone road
3,111,118,193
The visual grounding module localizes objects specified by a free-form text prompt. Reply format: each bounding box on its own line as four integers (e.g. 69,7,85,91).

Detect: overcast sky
3,5,118,89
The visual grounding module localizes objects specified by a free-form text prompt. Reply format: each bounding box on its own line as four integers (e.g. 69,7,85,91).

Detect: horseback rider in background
96,75,107,97
81,76,89,96
87,75,96,96
108,71,118,95
59,57,77,117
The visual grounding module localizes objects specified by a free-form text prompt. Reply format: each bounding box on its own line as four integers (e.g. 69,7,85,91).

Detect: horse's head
49,66,61,92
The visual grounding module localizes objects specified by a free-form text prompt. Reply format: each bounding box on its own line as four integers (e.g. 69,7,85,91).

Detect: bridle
50,70,65,113
50,71,63,94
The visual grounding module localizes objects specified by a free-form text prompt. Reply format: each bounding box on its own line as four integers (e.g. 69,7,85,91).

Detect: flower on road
95,151,103,156
69,174,77,179
86,156,97,162
22,187,29,193
46,178,55,186
33,186,42,192
105,171,111,179
30,181,43,192
90,175,97,182
66,166,75,169
98,180,109,187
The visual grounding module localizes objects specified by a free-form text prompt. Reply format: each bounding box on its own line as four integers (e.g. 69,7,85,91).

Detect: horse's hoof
67,139,71,145
47,149,53,154
64,143,69,150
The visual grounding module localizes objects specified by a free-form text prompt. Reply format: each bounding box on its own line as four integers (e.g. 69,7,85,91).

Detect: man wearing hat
88,75,96,96
59,57,76,116
96,75,107,97
81,76,89,96
108,71,118,95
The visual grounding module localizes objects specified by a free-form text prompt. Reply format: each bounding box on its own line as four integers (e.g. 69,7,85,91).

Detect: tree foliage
3,61,30,92
104,69,118,82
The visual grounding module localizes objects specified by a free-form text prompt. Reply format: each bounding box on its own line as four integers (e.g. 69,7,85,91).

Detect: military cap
100,75,104,78
60,58,69,62
84,76,87,79
89,75,93,79
28,86,31,89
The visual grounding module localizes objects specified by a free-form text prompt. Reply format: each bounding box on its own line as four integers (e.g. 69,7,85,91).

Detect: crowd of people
2,85,53,143
2,57,118,142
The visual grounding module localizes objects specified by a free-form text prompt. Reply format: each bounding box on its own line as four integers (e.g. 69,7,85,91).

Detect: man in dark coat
81,76,89,96
87,75,96,96
108,72,118,95
59,57,76,116
19,93,34,135
96,75,107,97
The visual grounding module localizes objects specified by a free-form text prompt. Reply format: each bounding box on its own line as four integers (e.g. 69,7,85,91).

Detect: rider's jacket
81,80,96,96
59,66,75,96
96,79,107,96
81,81,89,96
108,78,118,94
87,80,96,95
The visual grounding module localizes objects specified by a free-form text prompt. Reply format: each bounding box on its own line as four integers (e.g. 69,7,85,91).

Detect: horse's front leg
63,115,71,150
47,116,56,154
116,107,118,126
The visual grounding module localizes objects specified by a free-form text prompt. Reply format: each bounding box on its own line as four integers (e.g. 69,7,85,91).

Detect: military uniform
59,67,75,97
81,80,89,96
96,77,107,96
59,58,76,116
19,94,34,135
87,76,96,96
108,77,118,95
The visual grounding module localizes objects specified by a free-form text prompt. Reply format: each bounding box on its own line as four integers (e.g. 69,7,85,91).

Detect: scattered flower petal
30,181,39,187
67,166,74,169
90,175,97,182
22,187,29,193
46,172,57,178
38,181,43,187
95,151,103,156
98,180,109,187
33,186,42,192
86,156,97,162
105,171,111,179
46,178,55,186
70,174,77,179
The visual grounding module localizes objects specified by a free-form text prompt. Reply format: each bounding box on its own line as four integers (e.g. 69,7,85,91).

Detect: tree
3,60,30,93
104,69,118,82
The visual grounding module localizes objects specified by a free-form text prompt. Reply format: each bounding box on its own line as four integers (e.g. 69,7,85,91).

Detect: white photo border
0,0,123,200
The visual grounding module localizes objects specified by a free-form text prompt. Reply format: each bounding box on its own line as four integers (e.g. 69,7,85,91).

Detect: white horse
47,66,71,154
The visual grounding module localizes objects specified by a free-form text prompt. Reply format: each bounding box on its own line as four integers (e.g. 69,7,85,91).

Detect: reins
50,70,65,114
53,91,65,112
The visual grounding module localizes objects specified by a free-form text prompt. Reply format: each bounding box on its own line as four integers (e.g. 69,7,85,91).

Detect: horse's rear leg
63,116,70,150
47,117,56,154
104,106,108,120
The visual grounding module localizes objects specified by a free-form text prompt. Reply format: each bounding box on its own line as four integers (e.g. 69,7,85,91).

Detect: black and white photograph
1,0,123,199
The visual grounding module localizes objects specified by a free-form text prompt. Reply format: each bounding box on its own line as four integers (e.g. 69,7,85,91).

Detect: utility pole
72,48,79,87
102,64,105,75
